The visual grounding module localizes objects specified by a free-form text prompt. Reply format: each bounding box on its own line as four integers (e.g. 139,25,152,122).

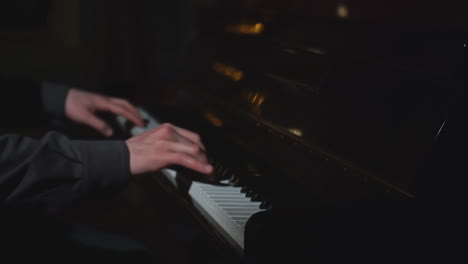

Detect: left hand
65,88,144,137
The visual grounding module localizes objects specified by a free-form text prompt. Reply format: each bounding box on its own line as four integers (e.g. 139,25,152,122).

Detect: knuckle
113,108,124,115
157,140,170,150
160,123,173,129
192,133,201,142
185,156,198,166
173,153,185,163
191,145,201,155
158,125,173,136
152,148,161,157
98,95,110,102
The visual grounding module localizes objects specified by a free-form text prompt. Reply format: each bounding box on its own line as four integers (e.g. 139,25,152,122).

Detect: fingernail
204,164,213,172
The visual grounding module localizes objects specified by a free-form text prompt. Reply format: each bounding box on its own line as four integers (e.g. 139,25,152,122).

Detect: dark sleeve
0,79,70,127
0,131,131,211
40,82,70,118
0,79,45,127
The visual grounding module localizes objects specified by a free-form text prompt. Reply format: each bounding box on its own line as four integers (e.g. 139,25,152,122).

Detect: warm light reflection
283,48,297,55
203,112,223,127
242,90,266,114
337,3,349,19
212,62,245,82
288,128,304,137
306,47,326,56
225,22,265,35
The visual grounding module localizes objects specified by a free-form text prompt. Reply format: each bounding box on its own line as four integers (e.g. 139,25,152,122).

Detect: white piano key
162,168,177,178
130,127,146,135
229,212,259,217
224,208,262,214
116,107,266,250
161,168,178,187
211,197,252,200
200,189,243,193
235,220,248,227
232,216,251,221
215,203,260,207
212,200,254,204
216,204,261,208
115,115,127,128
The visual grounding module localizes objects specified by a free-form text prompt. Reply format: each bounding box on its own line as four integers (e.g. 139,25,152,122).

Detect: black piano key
229,173,241,186
240,185,250,193
208,156,215,164
245,188,255,198
124,119,134,131
259,200,272,211
214,163,223,175
251,193,262,202
218,168,229,180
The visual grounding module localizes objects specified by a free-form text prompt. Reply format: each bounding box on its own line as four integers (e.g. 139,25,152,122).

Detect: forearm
0,132,131,211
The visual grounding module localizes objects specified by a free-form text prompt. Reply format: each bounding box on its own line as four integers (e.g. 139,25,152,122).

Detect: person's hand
125,123,213,176
65,88,145,137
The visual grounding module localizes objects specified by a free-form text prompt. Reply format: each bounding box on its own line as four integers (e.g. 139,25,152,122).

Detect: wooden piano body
63,1,468,263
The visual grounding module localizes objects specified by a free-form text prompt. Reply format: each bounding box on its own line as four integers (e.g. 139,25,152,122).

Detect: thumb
81,113,114,137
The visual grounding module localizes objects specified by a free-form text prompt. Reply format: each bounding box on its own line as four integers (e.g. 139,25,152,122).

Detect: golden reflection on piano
305,47,326,56
212,62,245,82
225,22,265,35
283,48,297,55
203,112,224,128
242,90,266,115
288,128,303,137
337,2,350,19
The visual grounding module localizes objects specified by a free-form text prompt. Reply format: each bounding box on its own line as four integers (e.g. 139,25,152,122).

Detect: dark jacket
0,79,131,212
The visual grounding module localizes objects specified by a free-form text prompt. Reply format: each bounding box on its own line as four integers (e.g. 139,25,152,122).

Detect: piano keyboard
115,107,265,251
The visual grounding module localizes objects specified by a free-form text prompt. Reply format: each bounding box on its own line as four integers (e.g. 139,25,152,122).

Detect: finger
154,124,207,153
102,101,145,127
110,98,142,121
171,130,208,157
164,124,206,151
165,141,208,163
82,113,113,137
164,153,213,174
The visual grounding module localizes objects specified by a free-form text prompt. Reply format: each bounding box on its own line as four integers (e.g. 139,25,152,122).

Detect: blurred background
1,0,467,96
1,1,468,263
0,0,201,95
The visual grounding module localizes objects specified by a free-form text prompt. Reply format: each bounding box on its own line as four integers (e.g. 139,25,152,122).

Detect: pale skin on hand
65,88,145,137
125,123,214,176
64,89,212,175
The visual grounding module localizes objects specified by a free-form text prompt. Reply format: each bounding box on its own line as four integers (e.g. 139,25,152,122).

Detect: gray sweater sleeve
0,132,131,211
41,82,70,117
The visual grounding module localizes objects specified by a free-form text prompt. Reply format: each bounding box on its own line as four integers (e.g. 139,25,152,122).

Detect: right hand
125,123,213,176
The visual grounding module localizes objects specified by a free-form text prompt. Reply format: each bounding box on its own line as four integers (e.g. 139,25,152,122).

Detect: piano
109,0,468,263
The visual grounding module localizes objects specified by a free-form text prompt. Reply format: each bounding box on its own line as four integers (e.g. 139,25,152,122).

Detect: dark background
1,1,468,263
0,2,232,263
1,0,467,97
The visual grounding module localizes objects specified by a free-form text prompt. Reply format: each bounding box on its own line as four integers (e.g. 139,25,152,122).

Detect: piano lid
201,0,468,31
143,0,468,198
